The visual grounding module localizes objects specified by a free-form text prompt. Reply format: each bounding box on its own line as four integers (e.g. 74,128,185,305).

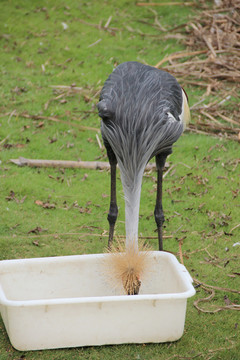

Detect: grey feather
99,61,183,182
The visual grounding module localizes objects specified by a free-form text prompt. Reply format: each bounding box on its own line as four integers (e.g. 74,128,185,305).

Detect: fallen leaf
81,173,88,181
21,125,30,131
84,95,91,103
223,295,231,306
12,86,27,94
35,200,56,209
28,226,47,234
67,142,74,148
26,61,35,68
6,190,15,201
3,143,12,149
49,137,57,143
43,202,56,209
79,207,91,214
1,34,11,40
35,121,44,128
6,191,26,203
233,272,240,276
19,195,27,203
15,143,25,148
231,189,239,198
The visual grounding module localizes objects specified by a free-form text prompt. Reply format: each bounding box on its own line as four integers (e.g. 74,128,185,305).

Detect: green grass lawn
0,1,239,359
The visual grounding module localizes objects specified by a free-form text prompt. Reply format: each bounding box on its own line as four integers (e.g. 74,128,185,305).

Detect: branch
10,157,157,171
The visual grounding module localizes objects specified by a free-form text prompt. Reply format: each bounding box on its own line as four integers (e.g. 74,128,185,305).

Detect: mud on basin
0,251,195,351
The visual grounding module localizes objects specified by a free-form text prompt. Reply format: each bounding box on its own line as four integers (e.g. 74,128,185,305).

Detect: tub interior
0,253,189,301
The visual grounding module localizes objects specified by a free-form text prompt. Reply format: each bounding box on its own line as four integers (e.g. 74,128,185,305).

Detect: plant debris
193,277,240,313
10,157,158,171
5,190,26,203
27,226,47,234
35,200,56,209
155,0,240,141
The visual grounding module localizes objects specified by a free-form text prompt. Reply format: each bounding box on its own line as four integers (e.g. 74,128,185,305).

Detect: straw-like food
103,241,152,295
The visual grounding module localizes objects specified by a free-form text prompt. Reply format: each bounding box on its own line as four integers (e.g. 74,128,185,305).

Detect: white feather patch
179,89,191,130
167,112,177,122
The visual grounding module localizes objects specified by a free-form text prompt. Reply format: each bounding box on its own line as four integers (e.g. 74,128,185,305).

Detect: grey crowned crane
97,61,190,255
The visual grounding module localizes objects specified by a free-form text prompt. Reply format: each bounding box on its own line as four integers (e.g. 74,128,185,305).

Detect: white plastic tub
0,252,195,351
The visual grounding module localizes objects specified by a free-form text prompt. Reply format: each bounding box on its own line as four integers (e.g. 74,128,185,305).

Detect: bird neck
120,171,143,252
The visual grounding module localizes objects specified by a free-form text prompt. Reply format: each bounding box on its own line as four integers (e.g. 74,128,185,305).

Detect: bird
97,61,190,254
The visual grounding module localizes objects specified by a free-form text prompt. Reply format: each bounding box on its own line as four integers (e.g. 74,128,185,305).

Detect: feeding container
0,252,195,351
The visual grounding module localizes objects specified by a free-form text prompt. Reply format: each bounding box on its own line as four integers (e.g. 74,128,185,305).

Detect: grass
0,0,239,359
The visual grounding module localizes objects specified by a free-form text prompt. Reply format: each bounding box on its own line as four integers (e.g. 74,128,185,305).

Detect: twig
216,112,239,126
148,8,166,32
164,59,208,69
87,39,102,48
186,244,211,255
163,162,191,179
0,135,10,145
178,240,184,265
200,110,223,126
191,121,240,134
163,164,176,178
136,2,194,6
178,162,191,169
230,223,240,233
194,285,240,313
190,97,207,110
49,85,83,92
77,18,120,32
182,79,211,88
202,35,217,58
186,125,220,138
193,278,240,294
194,287,216,313
104,15,112,29
155,50,208,68
96,134,102,149
8,109,17,124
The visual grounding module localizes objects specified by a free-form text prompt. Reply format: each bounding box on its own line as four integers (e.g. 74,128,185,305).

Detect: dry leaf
35,121,44,128
35,200,56,209
6,191,26,203
6,191,15,201
32,240,39,246
81,173,88,181
27,226,47,234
